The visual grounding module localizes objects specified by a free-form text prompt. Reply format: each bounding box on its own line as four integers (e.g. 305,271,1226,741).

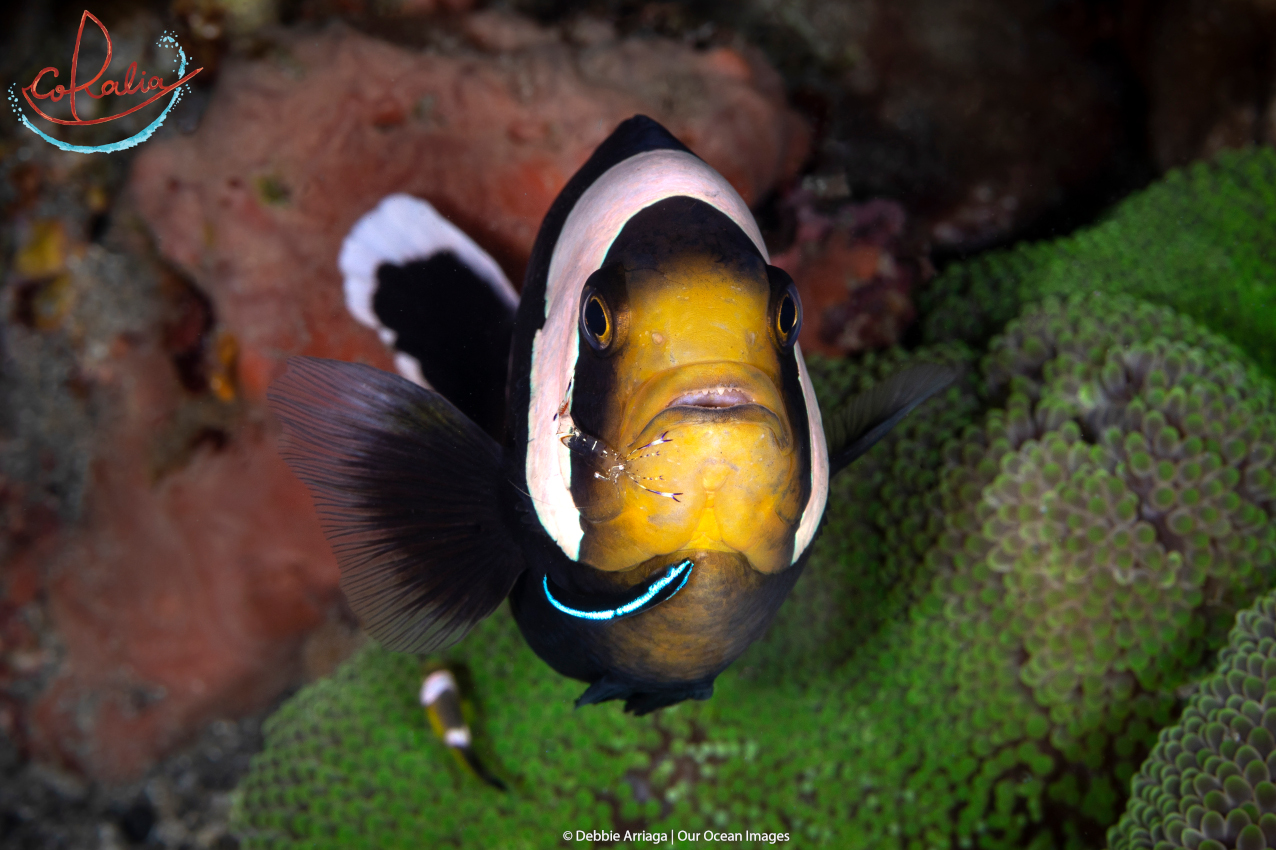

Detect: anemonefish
268,116,952,714
421,669,507,790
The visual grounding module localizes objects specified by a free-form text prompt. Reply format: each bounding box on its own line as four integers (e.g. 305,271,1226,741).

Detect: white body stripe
444,728,472,747
420,669,458,706
792,343,828,563
526,149,830,563
339,194,518,386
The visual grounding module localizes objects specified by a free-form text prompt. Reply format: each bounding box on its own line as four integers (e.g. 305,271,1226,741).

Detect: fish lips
620,362,793,451
635,402,787,448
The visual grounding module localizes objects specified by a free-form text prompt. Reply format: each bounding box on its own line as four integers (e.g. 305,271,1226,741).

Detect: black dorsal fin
824,363,956,476
339,194,518,440
268,357,525,654
372,255,513,440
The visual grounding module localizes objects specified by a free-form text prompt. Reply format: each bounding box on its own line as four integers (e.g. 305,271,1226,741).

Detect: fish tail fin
824,362,957,476
268,356,524,654
339,194,517,439
457,748,508,792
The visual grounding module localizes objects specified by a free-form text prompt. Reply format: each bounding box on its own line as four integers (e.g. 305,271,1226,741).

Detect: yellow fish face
566,212,809,578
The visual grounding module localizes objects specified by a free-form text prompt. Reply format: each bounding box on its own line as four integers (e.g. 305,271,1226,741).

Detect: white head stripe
526,149,829,562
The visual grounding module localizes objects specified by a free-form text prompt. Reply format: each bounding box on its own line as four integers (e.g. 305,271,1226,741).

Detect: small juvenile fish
268,115,953,714
421,670,506,791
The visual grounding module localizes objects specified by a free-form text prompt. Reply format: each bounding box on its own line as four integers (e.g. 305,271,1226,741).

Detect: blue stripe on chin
543,559,693,621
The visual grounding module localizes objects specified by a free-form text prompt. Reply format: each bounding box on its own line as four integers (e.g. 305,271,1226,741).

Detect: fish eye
774,284,802,348
580,287,613,351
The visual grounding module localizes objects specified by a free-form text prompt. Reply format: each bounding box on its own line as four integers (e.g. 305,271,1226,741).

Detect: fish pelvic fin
575,673,715,716
824,362,956,476
268,356,525,654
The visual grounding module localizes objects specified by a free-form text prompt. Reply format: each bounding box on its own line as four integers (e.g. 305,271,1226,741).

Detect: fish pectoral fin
823,362,956,476
268,356,525,655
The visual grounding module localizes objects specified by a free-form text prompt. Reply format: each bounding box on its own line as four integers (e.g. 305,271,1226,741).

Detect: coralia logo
8,9,203,154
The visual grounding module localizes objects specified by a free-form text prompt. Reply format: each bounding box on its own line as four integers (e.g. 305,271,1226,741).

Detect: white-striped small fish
421,670,505,790
269,116,953,714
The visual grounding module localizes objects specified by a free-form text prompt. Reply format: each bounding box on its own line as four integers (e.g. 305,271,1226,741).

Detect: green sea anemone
1108,588,1276,850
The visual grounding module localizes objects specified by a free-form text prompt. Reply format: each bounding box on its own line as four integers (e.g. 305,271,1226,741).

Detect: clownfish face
565,197,811,579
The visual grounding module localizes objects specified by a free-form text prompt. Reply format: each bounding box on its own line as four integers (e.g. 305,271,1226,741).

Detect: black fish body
269,116,952,714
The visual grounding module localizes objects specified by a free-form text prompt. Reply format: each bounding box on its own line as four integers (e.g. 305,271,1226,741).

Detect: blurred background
0,0,1273,846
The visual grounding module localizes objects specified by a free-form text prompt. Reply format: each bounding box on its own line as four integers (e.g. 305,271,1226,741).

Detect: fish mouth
665,386,755,409
620,362,791,449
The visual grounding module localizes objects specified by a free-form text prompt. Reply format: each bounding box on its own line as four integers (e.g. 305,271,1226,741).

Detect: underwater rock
170,0,281,80
0,707,266,849
771,197,924,356
129,18,808,402
26,335,340,782
0,196,342,780
921,147,1276,380
230,292,1275,848
1135,0,1276,171
729,0,1129,250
